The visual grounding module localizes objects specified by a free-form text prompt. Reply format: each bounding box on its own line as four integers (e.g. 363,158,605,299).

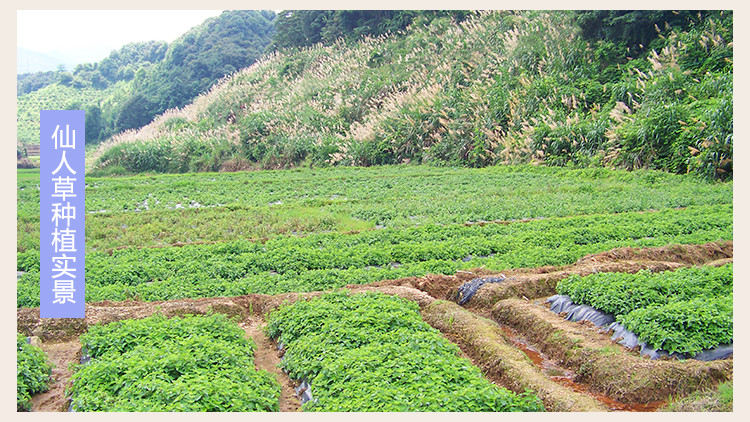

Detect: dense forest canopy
133,10,275,124
17,41,168,96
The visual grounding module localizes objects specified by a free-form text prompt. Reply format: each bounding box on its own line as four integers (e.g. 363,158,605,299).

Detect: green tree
85,105,103,144
137,10,275,122
269,10,473,50
574,10,717,53
116,93,155,132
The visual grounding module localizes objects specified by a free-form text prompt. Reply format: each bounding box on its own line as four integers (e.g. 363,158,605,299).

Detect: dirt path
31,340,80,412
240,316,301,412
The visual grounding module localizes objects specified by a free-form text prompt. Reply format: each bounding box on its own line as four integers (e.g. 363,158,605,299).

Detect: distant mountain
17,47,74,74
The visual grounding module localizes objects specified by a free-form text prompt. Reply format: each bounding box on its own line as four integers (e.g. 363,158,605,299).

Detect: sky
17,10,224,66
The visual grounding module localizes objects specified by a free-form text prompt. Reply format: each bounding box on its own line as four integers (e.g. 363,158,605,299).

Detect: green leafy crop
265,292,545,411
16,203,733,308
17,333,52,411
68,313,280,412
557,264,733,356
618,296,732,356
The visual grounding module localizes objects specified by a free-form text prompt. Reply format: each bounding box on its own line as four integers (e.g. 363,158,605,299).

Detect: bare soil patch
577,241,732,266
17,296,252,341
240,316,300,412
421,299,608,412
30,340,80,412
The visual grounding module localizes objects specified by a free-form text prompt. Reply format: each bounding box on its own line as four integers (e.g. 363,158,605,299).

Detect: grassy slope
89,11,568,170
88,10,732,179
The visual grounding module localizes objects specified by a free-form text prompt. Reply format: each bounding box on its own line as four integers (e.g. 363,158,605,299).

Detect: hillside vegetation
89,10,732,180
16,10,275,146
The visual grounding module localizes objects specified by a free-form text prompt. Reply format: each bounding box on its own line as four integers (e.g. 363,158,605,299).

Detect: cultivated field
17,165,733,412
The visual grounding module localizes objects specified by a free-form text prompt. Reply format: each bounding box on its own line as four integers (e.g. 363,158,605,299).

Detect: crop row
265,291,544,411
17,165,732,252
557,265,733,316
557,265,733,356
16,204,732,308
68,313,280,411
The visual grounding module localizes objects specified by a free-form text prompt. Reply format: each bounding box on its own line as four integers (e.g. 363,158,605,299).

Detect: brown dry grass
577,241,732,266
218,157,256,172
660,380,733,412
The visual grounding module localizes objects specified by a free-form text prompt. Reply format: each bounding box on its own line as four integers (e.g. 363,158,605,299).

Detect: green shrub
557,265,733,356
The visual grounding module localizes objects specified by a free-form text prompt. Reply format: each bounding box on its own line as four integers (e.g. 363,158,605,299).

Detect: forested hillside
89,10,732,180
17,10,275,146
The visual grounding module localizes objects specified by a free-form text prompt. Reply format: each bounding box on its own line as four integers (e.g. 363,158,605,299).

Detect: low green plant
67,313,280,412
265,292,544,411
617,295,732,356
17,333,52,411
17,165,732,254
557,265,733,356
16,204,732,308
